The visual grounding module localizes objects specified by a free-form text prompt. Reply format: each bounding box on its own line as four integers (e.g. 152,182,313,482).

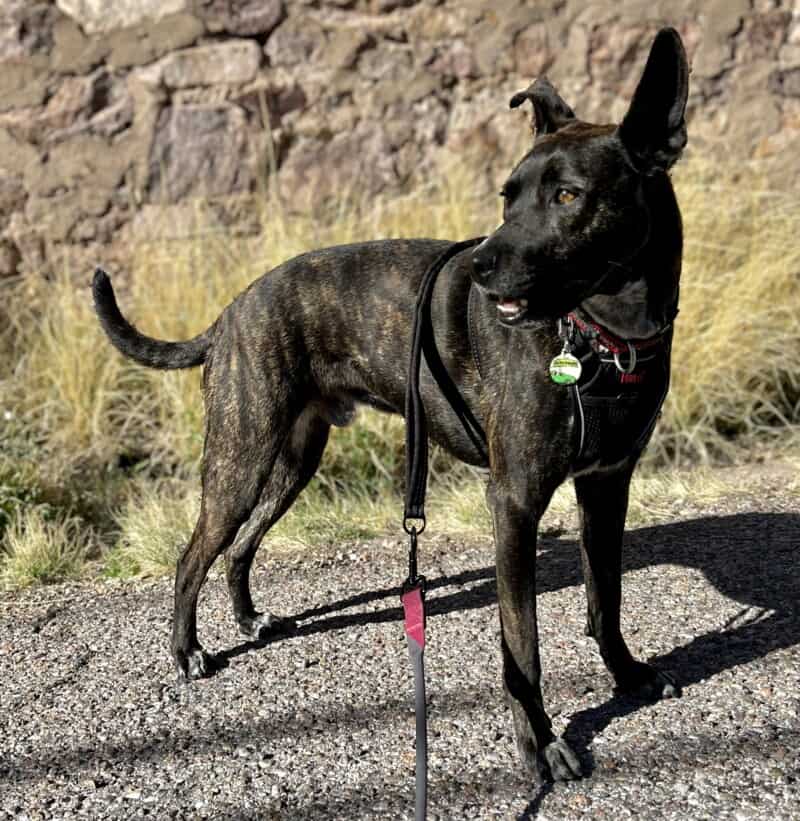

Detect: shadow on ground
232,512,800,692
268,511,800,818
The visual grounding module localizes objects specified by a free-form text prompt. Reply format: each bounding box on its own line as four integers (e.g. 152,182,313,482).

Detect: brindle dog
94,28,689,782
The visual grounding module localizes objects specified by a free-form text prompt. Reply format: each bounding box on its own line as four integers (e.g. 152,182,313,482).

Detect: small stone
55,0,188,35
160,41,262,88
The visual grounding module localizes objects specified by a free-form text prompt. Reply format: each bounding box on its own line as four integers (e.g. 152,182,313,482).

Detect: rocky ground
1,496,799,820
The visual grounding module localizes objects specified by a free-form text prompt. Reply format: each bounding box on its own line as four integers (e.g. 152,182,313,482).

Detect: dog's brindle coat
94,29,689,781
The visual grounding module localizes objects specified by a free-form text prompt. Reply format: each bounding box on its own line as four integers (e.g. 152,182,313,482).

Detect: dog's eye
556,189,578,205
500,181,520,202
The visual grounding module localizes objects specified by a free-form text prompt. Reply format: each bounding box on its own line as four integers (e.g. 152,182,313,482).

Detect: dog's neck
581,279,662,340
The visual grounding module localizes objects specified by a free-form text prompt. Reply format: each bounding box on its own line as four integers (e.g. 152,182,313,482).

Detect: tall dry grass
661,160,800,464
0,508,94,590
1,155,798,585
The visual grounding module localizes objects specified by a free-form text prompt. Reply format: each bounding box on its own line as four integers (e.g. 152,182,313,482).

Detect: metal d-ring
613,341,637,374
403,516,426,536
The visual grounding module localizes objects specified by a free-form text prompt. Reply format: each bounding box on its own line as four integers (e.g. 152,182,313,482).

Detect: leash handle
401,582,427,821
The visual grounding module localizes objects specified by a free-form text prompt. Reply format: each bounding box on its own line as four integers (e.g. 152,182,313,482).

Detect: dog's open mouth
495,297,529,325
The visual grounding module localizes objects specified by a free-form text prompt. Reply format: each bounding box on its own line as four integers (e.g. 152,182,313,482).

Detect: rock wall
1,0,798,276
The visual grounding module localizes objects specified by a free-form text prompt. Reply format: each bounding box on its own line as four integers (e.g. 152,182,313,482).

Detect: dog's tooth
497,298,527,314
497,299,525,319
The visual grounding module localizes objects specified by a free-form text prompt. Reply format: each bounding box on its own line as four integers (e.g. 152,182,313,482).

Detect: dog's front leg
490,484,583,783
575,465,680,699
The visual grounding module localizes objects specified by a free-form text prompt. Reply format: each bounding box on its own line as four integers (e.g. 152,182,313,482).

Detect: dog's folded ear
618,27,689,174
510,78,576,137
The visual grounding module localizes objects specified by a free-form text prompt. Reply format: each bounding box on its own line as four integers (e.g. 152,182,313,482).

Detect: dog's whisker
606,259,634,272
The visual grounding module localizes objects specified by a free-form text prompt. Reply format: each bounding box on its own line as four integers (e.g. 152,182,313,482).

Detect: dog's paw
175,647,214,681
539,738,583,782
615,661,681,700
239,611,296,641
516,733,583,783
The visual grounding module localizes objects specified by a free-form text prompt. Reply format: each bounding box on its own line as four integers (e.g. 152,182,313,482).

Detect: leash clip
401,573,427,601
403,515,426,536
557,316,576,348
402,525,427,595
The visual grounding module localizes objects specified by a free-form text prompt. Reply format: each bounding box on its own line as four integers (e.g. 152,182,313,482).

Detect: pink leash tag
402,585,426,649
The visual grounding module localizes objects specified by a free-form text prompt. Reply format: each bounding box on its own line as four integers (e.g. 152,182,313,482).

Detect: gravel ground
1,501,799,820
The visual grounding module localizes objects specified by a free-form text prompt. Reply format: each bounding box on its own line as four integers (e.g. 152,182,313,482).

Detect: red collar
567,309,670,356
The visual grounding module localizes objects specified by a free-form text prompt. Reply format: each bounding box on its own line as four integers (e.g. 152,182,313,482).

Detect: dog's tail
92,268,211,370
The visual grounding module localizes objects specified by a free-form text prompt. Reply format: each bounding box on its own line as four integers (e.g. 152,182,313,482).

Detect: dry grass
4,271,152,467
89,461,761,580
422,465,741,542
0,508,93,590
659,159,800,465
542,466,736,533
108,475,399,576
0,155,798,587
108,481,200,578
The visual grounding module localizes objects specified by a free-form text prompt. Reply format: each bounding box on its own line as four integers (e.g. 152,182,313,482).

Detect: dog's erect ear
509,78,576,137
618,27,689,173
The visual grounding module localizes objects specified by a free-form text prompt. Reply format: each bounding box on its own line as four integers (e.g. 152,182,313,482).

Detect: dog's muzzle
472,241,536,325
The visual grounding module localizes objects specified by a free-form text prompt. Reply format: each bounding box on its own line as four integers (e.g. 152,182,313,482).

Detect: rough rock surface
1,497,799,819
0,0,799,277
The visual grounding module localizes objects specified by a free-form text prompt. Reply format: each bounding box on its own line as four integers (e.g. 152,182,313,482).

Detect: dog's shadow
219,512,799,789
513,511,800,818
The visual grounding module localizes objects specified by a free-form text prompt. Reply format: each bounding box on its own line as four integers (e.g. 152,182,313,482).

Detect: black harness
564,309,672,470
468,286,672,471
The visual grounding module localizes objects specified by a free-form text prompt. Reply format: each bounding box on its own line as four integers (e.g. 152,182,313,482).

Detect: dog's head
471,27,689,326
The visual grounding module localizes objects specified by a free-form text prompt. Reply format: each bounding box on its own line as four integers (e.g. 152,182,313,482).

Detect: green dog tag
549,353,582,385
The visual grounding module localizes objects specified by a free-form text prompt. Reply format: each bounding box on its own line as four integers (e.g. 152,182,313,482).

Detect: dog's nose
471,248,496,286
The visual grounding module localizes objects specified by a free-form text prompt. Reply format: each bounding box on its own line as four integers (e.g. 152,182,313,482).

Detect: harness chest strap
561,312,673,467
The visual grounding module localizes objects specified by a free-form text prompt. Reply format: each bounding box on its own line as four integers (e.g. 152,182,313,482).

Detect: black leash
402,237,486,821
404,238,488,522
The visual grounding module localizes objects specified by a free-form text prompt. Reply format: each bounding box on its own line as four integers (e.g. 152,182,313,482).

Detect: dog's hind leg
224,407,330,640
172,462,279,680
574,465,681,700
173,496,268,680
172,378,296,680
